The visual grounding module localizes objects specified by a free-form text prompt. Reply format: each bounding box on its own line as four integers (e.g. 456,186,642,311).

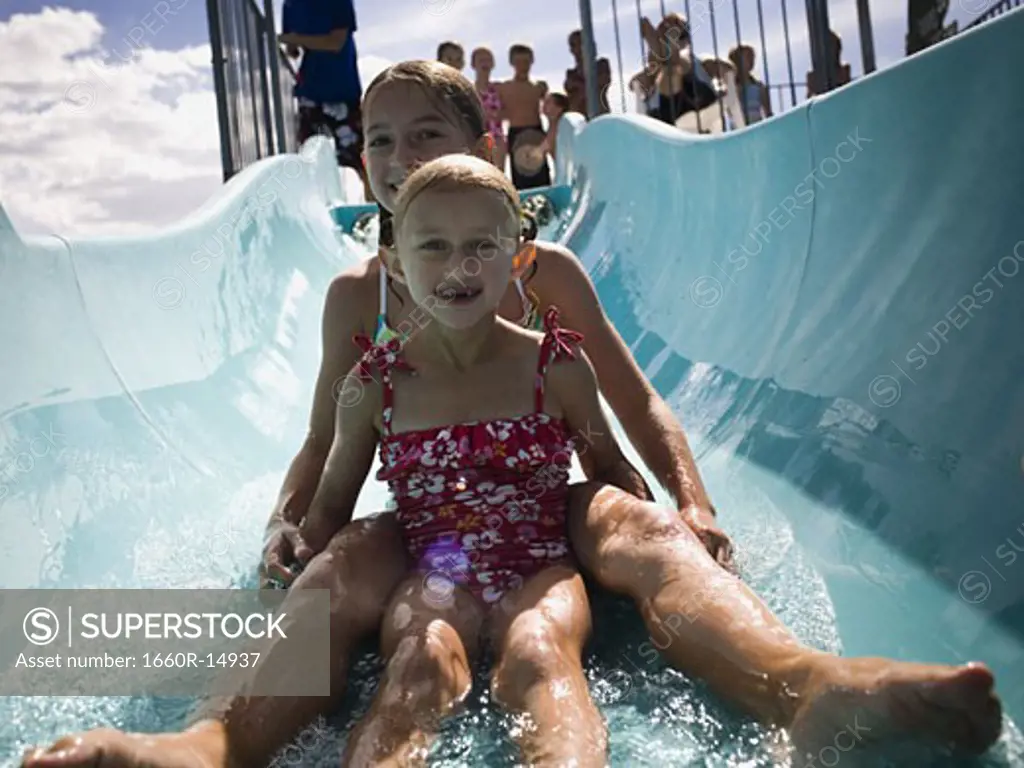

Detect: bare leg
490,566,606,767
567,482,1003,759
342,574,482,767
494,138,508,175
21,515,408,768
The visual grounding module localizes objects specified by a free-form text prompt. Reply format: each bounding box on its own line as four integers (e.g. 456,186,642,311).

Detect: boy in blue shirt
280,0,367,195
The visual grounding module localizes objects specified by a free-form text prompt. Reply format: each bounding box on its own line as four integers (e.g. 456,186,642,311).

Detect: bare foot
789,659,1002,764
21,721,230,768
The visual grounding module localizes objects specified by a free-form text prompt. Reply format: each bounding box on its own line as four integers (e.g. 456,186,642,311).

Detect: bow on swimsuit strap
351,334,414,380
352,308,580,381
540,307,584,362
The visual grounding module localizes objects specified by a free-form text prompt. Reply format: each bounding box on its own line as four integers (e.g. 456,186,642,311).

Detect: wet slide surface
2,9,1023,766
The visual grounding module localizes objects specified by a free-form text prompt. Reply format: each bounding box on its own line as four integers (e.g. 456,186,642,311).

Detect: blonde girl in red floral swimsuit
301,154,622,766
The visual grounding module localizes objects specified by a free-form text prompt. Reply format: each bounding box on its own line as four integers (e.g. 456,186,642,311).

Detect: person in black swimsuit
640,12,717,125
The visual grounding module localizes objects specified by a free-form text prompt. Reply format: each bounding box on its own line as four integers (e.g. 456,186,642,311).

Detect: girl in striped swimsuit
302,155,618,766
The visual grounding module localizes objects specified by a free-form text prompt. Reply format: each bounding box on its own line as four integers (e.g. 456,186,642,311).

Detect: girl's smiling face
393,183,521,331
363,81,485,212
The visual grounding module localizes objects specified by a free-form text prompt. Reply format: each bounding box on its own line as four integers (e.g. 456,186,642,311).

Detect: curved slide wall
555,2,1024,722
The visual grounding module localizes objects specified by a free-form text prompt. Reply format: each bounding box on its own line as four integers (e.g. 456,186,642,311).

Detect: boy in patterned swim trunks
498,44,550,190
280,0,370,199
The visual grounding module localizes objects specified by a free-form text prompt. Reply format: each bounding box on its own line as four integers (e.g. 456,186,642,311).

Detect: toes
958,662,995,693
21,740,99,768
964,691,1003,755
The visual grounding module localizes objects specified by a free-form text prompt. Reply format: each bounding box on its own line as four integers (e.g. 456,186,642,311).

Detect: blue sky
0,0,998,235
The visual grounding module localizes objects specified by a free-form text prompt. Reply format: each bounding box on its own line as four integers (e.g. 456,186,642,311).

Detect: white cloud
357,54,395,88
0,8,222,236
0,7,390,235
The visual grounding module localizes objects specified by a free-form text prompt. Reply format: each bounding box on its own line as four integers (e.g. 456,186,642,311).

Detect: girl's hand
680,505,734,571
260,520,314,589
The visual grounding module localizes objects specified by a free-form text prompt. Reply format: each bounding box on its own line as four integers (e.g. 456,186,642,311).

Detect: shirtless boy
565,29,611,116
497,44,550,190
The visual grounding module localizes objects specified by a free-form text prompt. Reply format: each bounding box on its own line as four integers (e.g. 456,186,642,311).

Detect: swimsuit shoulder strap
373,264,389,343
352,334,413,437
534,307,584,413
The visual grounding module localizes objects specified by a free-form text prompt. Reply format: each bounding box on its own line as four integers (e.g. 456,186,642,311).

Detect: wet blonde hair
393,155,521,244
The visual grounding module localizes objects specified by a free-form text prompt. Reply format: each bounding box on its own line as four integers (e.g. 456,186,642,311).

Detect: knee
383,627,471,704
493,620,573,701
571,484,690,552
615,501,693,546
575,495,702,593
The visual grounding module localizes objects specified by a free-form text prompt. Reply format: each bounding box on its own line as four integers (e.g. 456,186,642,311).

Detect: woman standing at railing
279,0,372,200
638,12,718,126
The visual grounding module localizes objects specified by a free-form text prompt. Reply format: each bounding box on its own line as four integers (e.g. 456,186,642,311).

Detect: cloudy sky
0,0,995,237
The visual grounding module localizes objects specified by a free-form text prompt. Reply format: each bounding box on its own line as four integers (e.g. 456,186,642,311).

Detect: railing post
205,0,235,181
244,10,264,162
805,0,838,94
578,0,600,119
263,0,288,153
856,0,876,74
255,11,275,158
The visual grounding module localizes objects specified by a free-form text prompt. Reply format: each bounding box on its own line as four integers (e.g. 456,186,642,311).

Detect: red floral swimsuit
353,308,583,604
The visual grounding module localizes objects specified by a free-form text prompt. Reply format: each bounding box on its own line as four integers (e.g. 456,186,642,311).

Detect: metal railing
964,0,1023,29
594,0,876,133
588,0,1019,133
206,0,297,181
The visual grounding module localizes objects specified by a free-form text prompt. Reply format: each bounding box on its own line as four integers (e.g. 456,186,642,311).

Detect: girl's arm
546,349,643,495
300,364,381,553
267,271,375,531
531,242,713,514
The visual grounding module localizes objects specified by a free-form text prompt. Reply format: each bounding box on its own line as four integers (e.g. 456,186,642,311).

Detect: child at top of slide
497,44,551,190
436,40,465,72
301,154,613,765
565,29,612,116
471,46,507,171
540,91,570,159
727,44,772,126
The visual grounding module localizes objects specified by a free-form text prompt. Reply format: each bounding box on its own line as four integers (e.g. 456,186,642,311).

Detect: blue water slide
1,8,1023,766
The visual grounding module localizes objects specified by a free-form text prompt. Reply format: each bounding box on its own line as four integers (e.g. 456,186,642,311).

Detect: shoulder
527,242,609,329
543,333,595,393
324,259,378,324
327,259,375,303
529,240,589,287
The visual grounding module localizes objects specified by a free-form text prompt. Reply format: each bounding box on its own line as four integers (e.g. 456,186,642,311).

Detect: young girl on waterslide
298,153,611,764
21,60,1003,768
